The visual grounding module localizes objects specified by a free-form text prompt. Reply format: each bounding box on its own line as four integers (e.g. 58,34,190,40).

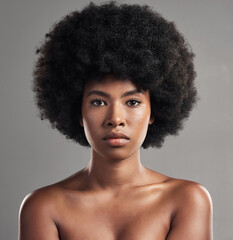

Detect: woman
19,1,213,239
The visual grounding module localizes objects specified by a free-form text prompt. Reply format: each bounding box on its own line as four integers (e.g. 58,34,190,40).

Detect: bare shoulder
18,184,65,240
162,178,213,240
19,168,87,217
19,168,87,219
148,169,212,209
146,169,211,207
19,184,62,220
166,178,212,208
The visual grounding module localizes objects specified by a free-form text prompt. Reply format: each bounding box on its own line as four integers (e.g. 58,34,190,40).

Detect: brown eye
90,99,106,106
127,99,141,107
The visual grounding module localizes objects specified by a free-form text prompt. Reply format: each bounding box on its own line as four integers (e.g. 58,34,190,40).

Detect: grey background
0,0,232,239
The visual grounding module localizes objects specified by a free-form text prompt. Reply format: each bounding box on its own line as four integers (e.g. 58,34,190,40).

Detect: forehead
83,75,146,96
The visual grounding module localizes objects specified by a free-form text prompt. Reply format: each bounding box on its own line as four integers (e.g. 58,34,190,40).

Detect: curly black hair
32,0,197,149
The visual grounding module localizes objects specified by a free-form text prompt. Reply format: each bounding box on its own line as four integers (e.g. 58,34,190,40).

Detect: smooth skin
19,75,213,240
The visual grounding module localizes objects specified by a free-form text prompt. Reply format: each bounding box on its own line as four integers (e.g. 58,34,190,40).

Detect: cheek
127,106,151,141
127,106,151,126
82,102,102,125
83,113,99,132
82,107,106,144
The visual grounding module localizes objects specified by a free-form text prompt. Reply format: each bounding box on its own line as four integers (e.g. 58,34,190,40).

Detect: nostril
106,121,125,127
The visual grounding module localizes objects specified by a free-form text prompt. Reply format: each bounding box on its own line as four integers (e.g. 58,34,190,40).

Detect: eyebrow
86,89,144,98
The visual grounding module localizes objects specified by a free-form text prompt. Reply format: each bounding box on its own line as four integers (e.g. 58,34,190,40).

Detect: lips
103,132,130,147
103,132,130,140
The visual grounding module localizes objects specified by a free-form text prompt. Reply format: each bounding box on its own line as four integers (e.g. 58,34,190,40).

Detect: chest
56,193,172,240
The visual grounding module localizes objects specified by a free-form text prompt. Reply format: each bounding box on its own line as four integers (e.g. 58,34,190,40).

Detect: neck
84,149,148,192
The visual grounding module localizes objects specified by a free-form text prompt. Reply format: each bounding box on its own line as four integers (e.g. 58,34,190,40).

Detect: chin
94,144,139,161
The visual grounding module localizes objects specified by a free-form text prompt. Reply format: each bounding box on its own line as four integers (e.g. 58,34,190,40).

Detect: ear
149,115,154,125
79,118,83,127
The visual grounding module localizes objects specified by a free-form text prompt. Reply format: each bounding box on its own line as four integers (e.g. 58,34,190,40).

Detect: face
80,75,154,160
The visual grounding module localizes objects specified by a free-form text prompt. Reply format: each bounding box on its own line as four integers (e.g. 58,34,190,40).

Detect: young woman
19,1,213,239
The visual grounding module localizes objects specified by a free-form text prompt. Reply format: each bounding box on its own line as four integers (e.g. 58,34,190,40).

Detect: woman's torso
44,169,185,240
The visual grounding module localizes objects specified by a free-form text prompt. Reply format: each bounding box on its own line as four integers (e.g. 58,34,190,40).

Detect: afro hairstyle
32,0,197,149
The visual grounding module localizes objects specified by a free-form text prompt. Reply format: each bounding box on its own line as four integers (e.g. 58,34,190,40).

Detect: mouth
103,138,129,147
103,132,129,140
103,132,130,146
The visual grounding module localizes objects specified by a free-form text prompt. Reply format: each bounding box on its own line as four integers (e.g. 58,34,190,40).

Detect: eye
90,99,106,107
126,99,141,107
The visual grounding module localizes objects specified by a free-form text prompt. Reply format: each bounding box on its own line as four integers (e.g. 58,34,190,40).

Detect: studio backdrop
0,0,232,239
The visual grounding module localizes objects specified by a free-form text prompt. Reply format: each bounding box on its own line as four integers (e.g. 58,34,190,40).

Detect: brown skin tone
19,75,213,240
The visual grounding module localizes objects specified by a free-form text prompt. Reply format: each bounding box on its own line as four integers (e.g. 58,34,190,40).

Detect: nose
104,102,126,128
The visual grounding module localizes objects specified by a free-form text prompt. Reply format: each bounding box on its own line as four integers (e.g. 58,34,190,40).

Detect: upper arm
18,190,60,240
166,182,213,240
